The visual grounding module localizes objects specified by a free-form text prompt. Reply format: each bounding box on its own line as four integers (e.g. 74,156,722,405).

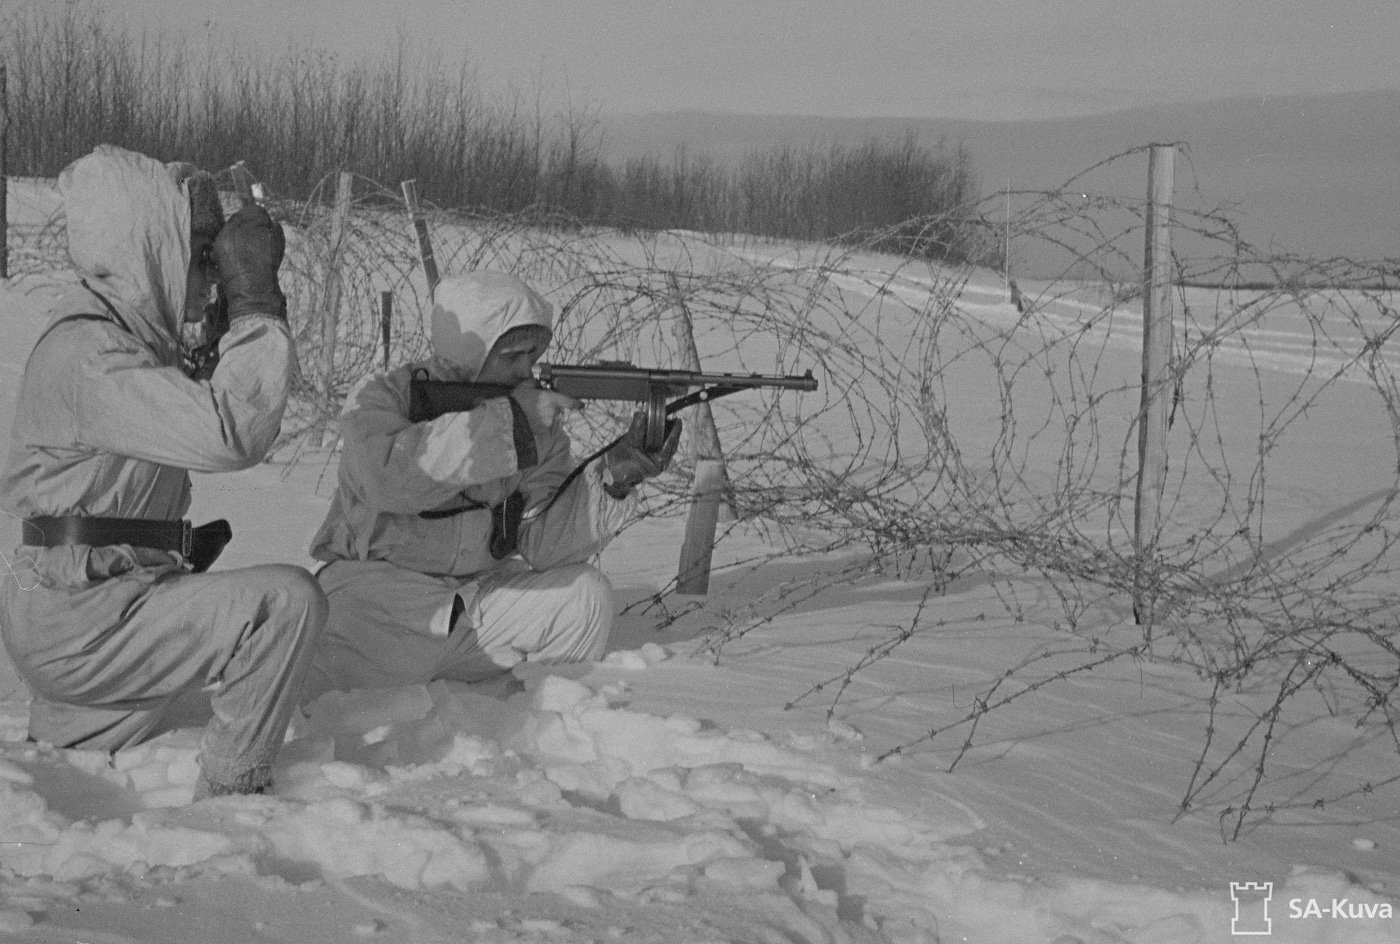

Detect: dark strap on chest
416,491,525,560
26,284,135,361
29,312,115,357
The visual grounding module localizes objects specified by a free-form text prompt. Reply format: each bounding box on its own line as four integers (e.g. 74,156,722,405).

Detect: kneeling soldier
0,145,327,797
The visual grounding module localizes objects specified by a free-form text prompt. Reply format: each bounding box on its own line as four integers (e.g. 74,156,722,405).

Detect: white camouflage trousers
302,559,615,702
0,558,328,792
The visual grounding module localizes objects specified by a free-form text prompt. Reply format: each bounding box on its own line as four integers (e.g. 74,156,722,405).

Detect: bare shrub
0,2,989,266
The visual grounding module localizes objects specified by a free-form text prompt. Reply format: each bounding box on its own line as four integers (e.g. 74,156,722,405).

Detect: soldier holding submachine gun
303,269,815,700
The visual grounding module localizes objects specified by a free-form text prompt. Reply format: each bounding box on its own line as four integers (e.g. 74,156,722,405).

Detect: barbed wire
10,150,1400,834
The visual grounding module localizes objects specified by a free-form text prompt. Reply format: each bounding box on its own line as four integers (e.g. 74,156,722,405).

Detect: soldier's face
476,327,550,386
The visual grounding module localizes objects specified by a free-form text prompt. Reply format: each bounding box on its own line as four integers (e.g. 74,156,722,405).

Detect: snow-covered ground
1,178,1398,943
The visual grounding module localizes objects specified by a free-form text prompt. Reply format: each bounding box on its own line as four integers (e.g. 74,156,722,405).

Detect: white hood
58,144,198,367
429,271,553,381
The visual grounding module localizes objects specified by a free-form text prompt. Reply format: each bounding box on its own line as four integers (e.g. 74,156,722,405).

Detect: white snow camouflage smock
1,145,295,564
0,146,323,783
307,273,631,643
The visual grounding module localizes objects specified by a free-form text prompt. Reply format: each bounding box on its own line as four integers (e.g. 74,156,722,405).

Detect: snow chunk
617,775,704,821
530,675,597,713
704,856,784,889
267,803,489,890
603,642,671,670
0,757,33,785
524,829,754,893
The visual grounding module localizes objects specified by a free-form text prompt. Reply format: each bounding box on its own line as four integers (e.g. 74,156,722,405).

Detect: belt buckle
180,520,193,560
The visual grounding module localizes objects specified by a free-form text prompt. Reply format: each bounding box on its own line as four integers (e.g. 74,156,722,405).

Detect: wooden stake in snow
380,290,393,371
1,64,9,281
677,459,726,596
320,171,353,447
401,180,439,295
1133,145,1175,632
668,272,731,595
229,161,256,206
666,275,729,486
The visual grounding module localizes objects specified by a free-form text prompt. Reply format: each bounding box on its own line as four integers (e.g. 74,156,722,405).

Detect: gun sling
418,493,525,561
21,516,233,573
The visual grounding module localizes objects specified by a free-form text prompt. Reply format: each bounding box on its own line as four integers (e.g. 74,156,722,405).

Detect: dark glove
212,205,287,322
602,412,682,499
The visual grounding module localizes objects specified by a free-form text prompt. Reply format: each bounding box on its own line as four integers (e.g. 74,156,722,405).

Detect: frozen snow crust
0,653,1393,943
0,656,962,942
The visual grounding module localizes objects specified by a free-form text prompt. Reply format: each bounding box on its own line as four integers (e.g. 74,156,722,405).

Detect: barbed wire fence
763,146,1400,839
9,148,1400,835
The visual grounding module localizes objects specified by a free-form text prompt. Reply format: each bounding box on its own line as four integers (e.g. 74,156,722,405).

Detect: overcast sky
110,0,1400,121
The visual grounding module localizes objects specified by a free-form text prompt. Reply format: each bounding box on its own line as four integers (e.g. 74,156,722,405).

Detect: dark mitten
602,412,682,499
212,205,287,322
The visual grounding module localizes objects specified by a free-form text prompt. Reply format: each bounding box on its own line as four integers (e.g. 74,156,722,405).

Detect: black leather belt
24,516,193,555
21,516,233,572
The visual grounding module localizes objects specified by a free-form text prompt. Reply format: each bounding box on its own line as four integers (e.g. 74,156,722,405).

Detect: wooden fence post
401,180,439,294
320,171,353,447
677,460,726,596
229,161,256,205
1133,145,1175,632
380,290,393,370
666,274,729,482
669,272,731,595
1,63,9,281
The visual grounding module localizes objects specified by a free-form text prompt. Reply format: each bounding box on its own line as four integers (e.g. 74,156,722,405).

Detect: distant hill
600,91,1400,276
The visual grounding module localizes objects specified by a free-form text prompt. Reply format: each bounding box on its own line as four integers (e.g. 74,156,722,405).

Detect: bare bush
1,1,988,265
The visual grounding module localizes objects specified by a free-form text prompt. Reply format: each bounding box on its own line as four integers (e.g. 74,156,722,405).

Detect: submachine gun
409,362,819,450
540,363,817,450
